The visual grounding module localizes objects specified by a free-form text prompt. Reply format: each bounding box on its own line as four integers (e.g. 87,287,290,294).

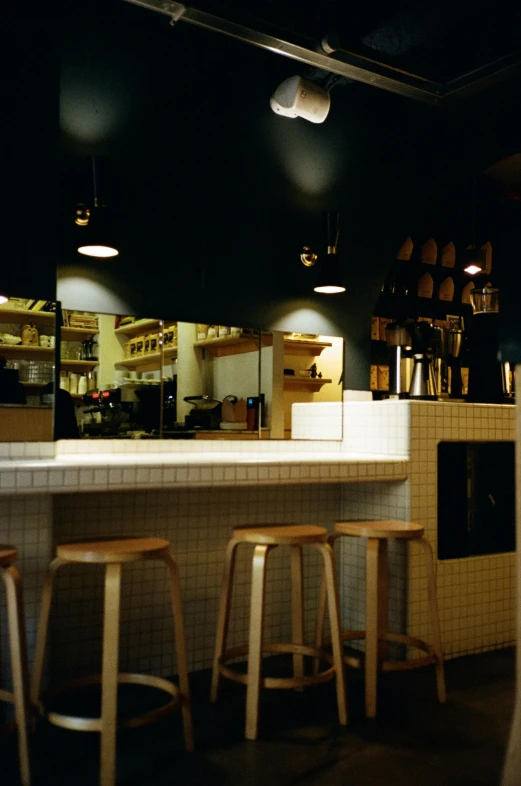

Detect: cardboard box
378,365,390,391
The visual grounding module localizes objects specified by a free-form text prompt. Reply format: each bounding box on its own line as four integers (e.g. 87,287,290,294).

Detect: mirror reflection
0,295,56,441
56,311,343,440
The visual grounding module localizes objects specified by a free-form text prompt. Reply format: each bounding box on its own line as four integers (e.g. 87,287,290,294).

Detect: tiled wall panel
48,484,343,682
0,495,53,690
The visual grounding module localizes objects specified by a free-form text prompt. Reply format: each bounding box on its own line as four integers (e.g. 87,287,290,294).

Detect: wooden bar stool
31,537,193,786
210,524,348,740
316,520,446,719
0,546,31,786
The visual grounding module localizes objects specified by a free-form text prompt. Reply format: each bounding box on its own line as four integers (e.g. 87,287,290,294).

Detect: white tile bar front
0,438,407,687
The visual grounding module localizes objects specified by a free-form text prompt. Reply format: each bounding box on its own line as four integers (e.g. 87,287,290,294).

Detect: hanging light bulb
77,156,119,258
314,212,346,294
462,177,483,275
462,245,484,276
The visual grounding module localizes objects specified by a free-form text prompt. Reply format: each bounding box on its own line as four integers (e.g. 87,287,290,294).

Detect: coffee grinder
467,286,505,404
445,329,464,398
408,321,437,400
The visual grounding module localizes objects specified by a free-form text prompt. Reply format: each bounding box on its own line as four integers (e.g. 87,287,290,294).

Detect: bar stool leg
314,570,328,659
211,538,239,703
290,545,304,678
365,538,388,719
31,558,67,707
163,553,194,752
2,565,31,786
100,563,121,786
317,542,348,726
314,534,340,674
417,537,446,703
376,540,389,665
245,544,270,741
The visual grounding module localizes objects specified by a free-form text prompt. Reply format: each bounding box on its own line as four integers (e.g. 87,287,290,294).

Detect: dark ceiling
188,0,521,86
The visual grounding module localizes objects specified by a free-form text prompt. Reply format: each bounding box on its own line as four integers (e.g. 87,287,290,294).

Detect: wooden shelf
283,339,332,356
194,335,272,357
114,353,161,370
114,319,160,336
0,345,54,361
284,377,332,391
61,326,98,341
60,360,98,372
163,346,178,360
0,308,56,327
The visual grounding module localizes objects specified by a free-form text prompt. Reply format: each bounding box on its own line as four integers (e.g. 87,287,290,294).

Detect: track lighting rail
123,0,520,105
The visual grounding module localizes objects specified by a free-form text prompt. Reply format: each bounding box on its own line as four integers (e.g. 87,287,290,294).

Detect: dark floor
2,648,515,785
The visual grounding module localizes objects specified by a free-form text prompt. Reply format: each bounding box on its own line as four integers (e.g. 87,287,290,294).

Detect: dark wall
1,4,60,300
55,1,426,389
6,2,521,387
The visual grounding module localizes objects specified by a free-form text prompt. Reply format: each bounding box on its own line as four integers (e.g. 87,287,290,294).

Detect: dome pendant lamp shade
77,156,119,259
314,212,346,294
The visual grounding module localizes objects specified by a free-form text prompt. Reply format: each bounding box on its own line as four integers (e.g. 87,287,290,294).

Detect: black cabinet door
438,441,515,560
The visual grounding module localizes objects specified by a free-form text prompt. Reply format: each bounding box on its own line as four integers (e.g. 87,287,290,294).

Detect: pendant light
462,177,484,276
314,212,346,294
76,156,119,258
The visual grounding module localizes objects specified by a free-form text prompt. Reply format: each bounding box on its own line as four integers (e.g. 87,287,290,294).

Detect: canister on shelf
129,338,137,357
135,338,144,355
149,333,158,353
196,324,207,340
144,334,151,354
69,373,79,395
78,375,87,395
218,326,229,337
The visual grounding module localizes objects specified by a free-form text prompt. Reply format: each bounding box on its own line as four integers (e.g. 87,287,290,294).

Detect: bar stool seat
316,520,446,719
211,524,348,740
0,546,31,786
31,537,193,786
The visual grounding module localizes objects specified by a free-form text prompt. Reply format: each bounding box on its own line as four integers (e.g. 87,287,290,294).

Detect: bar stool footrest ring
336,630,438,671
38,672,183,732
219,643,335,689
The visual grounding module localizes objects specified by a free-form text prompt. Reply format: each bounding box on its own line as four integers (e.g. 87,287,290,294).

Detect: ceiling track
123,0,520,105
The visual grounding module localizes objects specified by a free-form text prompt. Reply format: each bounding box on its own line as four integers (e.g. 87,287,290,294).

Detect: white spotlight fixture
270,76,330,124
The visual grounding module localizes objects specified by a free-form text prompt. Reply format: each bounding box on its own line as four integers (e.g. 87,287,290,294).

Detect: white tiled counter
341,400,516,661
0,437,408,685
2,399,513,691
0,441,407,495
